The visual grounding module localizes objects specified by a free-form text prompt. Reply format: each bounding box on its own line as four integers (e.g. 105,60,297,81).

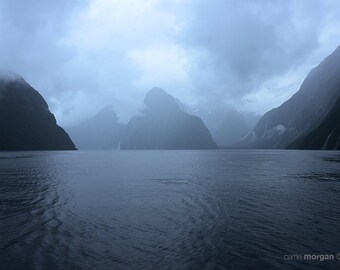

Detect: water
0,150,340,270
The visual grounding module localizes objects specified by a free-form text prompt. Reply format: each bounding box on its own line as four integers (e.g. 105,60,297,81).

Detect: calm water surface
0,150,340,270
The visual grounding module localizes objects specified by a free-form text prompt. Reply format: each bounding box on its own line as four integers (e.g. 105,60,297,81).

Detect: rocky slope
0,74,76,150
238,46,340,148
289,97,340,150
121,87,218,149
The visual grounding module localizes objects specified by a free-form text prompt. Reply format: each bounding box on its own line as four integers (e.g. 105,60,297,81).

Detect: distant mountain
289,97,340,150
0,74,76,150
238,46,340,149
213,110,252,147
192,106,259,147
67,107,125,150
121,87,218,149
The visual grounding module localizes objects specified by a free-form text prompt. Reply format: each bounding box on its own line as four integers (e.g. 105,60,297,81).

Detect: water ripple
0,150,340,270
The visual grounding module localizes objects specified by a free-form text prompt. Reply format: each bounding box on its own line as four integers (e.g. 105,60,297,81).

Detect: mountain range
1,46,340,151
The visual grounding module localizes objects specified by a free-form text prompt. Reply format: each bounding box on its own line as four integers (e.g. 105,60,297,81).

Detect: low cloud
0,0,340,126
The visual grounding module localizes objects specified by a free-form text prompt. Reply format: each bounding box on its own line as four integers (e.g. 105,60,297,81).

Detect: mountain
66,107,125,150
289,97,340,150
213,110,252,147
0,74,76,150
195,106,259,147
121,87,218,149
238,45,340,149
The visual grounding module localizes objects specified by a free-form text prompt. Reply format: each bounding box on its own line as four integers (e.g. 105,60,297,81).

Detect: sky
0,0,340,126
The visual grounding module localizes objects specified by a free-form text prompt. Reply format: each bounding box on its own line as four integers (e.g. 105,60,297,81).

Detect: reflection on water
0,150,340,270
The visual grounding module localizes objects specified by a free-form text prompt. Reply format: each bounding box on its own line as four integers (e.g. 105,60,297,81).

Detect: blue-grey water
0,150,340,270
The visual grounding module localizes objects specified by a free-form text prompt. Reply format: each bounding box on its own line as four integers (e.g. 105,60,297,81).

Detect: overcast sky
1,0,340,126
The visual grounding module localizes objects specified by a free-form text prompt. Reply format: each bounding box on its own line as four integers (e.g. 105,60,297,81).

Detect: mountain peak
122,87,217,149
94,106,118,123
147,87,166,94
144,87,180,112
0,71,23,83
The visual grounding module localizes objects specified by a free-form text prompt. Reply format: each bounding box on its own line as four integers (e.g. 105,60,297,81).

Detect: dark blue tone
1,150,340,269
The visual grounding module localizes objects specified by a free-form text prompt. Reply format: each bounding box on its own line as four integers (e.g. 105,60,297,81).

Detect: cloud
0,0,340,126
182,0,337,98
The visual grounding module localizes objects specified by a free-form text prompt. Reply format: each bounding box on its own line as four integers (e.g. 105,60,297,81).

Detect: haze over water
1,150,340,270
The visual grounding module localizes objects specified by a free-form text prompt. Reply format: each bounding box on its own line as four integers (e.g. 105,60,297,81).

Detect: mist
1,0,340,127
2,1,340,268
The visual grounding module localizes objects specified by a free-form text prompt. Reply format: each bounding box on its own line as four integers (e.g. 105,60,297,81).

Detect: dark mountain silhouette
121,87,218,149
289,97,340,150
67,106,125,150
237,45,340,148
0,74,76,150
